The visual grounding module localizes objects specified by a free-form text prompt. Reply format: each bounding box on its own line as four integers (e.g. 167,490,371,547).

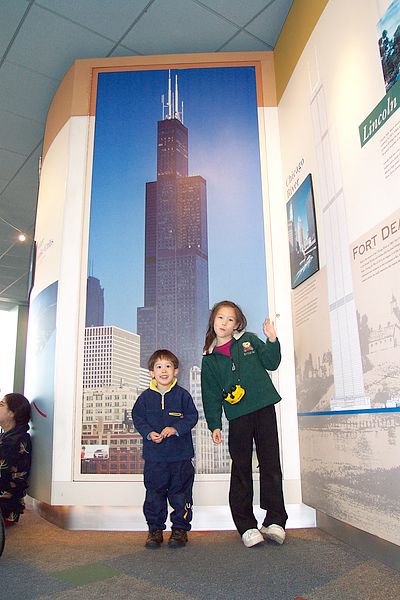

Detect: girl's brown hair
3,393,31,427
203,300,247,353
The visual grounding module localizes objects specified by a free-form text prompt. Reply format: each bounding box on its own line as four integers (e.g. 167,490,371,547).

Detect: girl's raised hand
263,317,277,342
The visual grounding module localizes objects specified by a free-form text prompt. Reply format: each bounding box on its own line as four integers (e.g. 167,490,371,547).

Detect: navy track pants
143,459,195,531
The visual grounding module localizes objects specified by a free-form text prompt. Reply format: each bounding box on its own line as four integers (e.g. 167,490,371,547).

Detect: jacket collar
204,330,246,354
150,377,177,395
0,423,29,439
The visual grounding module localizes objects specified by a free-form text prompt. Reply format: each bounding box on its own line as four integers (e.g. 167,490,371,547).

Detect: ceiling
0,0,292,308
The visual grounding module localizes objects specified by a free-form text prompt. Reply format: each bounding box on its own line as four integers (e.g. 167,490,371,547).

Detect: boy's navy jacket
131,380,198,462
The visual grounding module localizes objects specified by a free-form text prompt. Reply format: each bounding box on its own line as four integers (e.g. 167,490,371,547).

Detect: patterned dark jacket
0,424,32,522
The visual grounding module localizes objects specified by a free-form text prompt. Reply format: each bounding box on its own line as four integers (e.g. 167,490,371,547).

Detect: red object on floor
4,520,16,527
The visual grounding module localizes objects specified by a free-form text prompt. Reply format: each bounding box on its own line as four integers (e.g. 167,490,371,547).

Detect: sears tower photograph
81,66,268,475
137,71,209,387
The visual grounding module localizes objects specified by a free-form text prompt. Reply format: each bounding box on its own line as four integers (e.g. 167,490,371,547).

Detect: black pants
143,459,195,531
228,404,288,535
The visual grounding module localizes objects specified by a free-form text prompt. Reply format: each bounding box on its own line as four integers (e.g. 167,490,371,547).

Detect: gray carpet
2,509,400,599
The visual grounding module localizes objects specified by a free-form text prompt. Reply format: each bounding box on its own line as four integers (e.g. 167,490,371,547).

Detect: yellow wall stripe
274,0,329,102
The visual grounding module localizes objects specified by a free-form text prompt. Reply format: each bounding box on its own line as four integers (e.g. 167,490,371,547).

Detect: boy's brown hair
148,349,179,371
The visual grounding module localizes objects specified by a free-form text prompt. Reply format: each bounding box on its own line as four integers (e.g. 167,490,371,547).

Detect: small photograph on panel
377,0,400,92
287,174,319,290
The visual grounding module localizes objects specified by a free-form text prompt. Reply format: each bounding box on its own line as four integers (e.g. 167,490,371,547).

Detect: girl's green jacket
201,331,282,432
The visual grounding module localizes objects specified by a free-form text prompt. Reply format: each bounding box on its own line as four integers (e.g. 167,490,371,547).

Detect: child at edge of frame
131,349,198,548
200,300,288,548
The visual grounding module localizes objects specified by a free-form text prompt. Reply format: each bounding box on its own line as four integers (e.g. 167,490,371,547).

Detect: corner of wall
274,0,329,102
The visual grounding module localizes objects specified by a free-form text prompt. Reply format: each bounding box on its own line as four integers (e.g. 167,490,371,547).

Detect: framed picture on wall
287,173,319,289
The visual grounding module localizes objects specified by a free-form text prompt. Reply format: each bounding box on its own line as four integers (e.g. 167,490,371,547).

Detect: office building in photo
81,386,136,435
83,326,140,391
189,366,231,474
81,385,144,474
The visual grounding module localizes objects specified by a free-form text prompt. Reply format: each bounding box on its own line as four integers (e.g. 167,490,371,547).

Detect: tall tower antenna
161,70,183,121
175,74,179,119
168,69,172,119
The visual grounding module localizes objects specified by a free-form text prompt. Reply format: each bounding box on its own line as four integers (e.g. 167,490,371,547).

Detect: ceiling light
18,234,26,242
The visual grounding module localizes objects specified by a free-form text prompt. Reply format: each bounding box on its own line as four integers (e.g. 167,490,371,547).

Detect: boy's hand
212,429,222,444
149,431,163,443
161,426,177,438
263,317,277,342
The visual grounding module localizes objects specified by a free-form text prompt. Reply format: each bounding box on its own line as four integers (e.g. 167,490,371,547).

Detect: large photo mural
80,66,268,476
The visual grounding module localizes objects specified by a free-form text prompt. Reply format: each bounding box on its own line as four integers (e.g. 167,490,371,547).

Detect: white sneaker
241,528,264,547
260,524,286,545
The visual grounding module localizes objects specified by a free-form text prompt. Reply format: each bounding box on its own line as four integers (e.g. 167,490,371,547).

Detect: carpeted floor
2,509,400,599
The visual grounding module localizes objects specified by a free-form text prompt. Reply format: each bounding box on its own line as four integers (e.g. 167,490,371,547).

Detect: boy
132,349,198,548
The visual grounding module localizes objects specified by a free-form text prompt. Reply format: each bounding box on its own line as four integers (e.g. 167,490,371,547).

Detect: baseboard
31,499,315,531
316,510,400,573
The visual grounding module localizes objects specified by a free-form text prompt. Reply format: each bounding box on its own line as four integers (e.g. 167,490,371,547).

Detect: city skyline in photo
88,66,269,341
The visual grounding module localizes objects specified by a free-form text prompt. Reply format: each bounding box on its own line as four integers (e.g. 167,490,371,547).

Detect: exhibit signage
359,79,399,147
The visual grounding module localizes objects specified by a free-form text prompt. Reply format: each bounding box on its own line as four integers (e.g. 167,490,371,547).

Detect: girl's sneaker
260,524,286,544
241,528,264,547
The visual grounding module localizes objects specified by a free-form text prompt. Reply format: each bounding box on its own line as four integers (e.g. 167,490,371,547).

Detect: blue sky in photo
88,66,268,337
377,0,400,37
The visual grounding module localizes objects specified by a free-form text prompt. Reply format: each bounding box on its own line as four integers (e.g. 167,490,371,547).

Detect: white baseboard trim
32,499,316,531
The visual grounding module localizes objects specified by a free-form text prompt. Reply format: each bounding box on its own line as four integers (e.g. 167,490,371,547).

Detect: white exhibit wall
53,116,94,487
25,121,71,503
258,105,302,503
277,0,400,545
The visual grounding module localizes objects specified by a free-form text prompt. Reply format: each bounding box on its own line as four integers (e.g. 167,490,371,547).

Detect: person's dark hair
203,300,247,353
3,393,31,426
148,349,179,371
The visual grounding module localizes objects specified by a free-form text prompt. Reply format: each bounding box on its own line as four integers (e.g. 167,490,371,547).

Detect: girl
201,300,287,548
0,393,32,525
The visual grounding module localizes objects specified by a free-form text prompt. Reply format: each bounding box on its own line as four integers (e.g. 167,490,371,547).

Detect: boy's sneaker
241,528,264,548
168,528,188,548
145,529,163,548
260,524,286,545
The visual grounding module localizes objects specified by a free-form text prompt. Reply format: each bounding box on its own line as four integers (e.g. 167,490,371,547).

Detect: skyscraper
86,276,104,327
137,71,209,385
83,326,140,390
